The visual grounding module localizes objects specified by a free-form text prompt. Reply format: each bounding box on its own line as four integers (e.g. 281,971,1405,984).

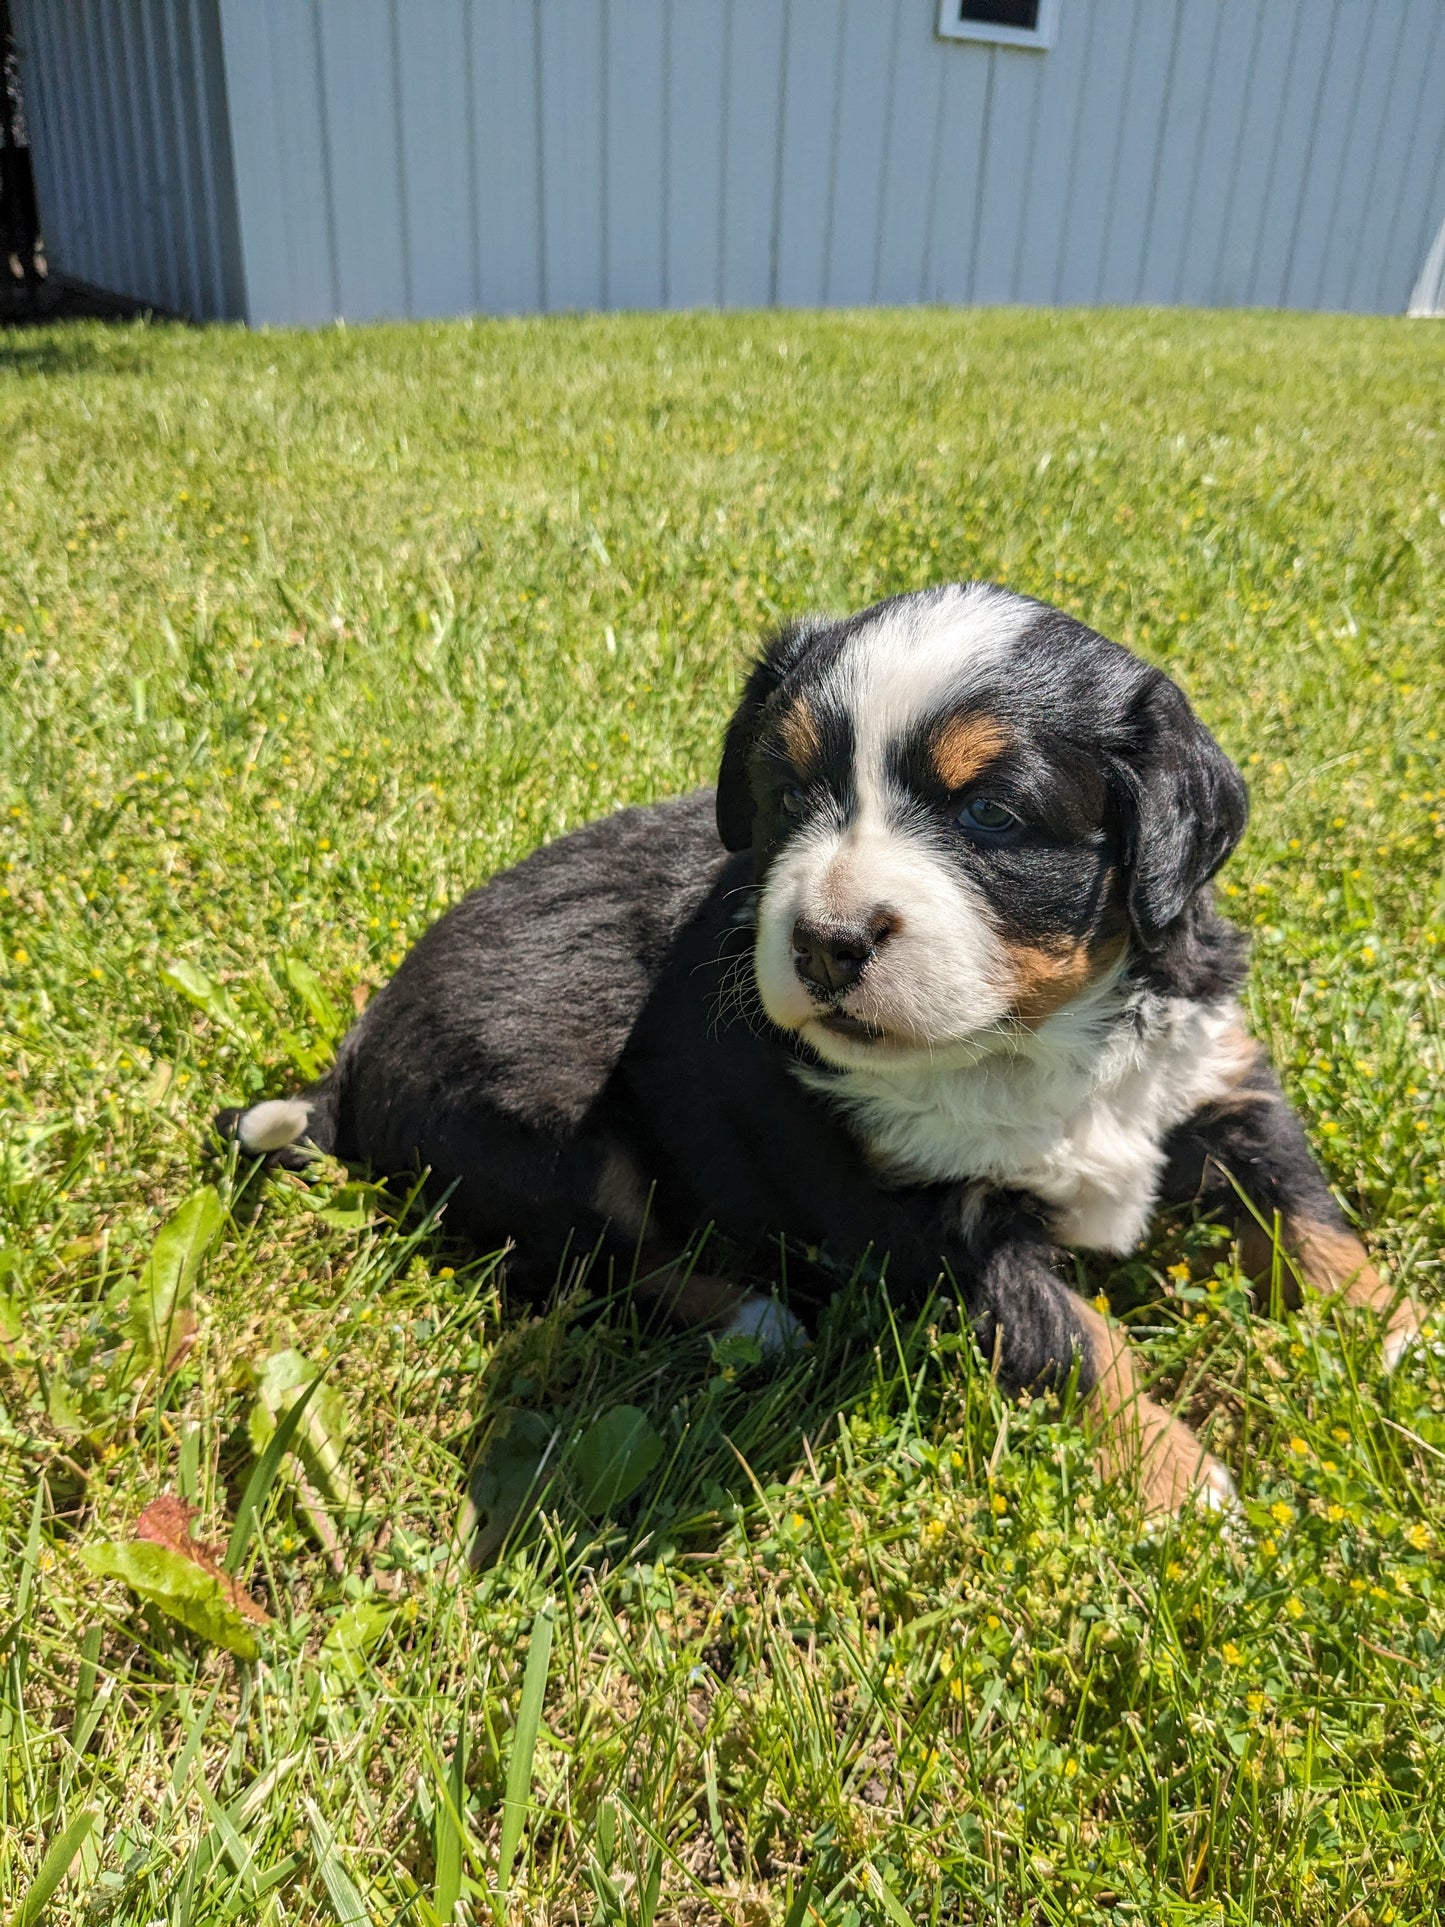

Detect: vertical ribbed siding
12,0,242,317
16,0,1445,325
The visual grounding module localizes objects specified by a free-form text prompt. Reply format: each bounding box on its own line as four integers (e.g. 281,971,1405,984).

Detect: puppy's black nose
791,914,895,993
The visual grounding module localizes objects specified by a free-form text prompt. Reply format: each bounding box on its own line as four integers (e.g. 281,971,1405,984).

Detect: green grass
1,305,1443,1925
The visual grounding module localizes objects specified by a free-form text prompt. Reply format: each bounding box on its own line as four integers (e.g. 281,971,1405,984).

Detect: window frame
935,0,1061,52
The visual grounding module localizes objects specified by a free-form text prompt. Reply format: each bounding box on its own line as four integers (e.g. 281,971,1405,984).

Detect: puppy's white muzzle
753,813,1013,1064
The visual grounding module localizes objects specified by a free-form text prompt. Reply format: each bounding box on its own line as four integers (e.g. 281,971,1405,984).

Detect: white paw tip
237,1097,312,1154
1381,1319,1426,1373
1197,1459,1240,1512
720,1296,809,1355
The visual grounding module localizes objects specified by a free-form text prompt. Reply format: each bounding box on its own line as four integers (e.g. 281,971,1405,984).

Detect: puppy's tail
216,1078,339,1168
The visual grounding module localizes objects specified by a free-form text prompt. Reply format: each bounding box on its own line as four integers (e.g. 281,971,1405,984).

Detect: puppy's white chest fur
800,992,1253,1254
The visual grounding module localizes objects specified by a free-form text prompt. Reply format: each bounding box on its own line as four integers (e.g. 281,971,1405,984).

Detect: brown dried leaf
134,1495,270,1624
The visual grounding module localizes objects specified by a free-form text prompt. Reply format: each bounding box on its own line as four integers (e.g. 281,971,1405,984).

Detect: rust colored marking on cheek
1008,934,1122,1027
930,713,1009,790
778,695,822,775
1219,1020,1265,1085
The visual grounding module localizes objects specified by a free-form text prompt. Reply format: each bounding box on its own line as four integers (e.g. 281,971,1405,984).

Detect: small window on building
937,0,1060,50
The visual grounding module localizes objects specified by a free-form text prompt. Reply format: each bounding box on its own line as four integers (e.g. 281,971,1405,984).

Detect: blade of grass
305,1797,374,1927
197,1778,257,1896
14,1806,100,1927
224,1370,326,1574
164,1681,224,1810
496,1597,555,1897
780,1865,820,1927
433,1724,466,1924
864,1861,918,1927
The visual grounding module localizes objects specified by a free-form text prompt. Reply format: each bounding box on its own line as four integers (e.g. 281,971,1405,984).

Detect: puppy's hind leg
631,1261,808,1354
590,1144,807,1355
216,1078,338,1170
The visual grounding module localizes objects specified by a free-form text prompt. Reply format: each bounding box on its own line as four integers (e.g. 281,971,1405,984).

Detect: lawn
1,306,1443,1925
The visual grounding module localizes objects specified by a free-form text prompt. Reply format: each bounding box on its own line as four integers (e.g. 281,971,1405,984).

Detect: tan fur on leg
1239,1212,1419,1368
1075,1299,1236,1519
629,1259,752,1331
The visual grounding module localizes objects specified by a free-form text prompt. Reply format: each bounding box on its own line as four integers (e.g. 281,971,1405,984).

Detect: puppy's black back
309,790,733,1264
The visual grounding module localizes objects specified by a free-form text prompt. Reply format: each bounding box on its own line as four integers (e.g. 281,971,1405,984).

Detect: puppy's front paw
1105,1398,1238,1524
1193,1451,1240,1514
719,1294,810,1356
1381,1304,1427,1373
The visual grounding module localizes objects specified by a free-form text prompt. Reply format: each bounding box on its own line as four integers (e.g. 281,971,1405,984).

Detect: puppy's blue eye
780,786,809,820
958,798,1018,834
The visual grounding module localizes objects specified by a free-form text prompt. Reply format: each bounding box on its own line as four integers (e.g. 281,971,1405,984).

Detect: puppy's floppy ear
716,617,826,851
1110,670,1248,948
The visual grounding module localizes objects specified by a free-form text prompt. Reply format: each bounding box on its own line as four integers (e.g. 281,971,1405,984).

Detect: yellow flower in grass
1270,1502,1294,1528
1221,1641,1243,1666
1285,1597,1306,1620
990,1493,1008,1516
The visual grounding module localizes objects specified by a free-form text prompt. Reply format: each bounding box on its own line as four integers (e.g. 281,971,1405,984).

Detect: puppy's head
717,584,1247,1069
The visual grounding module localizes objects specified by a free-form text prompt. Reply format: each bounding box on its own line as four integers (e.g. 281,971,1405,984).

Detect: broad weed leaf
127,1186,222,1371
81,1541,260,1660
160,958,247,1037
283,955,344,1042
572,1405,665,1514
467,1408,557,1565
248,1348,358,1556
321,1599,395,1683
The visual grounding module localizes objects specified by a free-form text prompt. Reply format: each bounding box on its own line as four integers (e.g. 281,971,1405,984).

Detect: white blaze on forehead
751,586,1030,1056
830,583,1031,814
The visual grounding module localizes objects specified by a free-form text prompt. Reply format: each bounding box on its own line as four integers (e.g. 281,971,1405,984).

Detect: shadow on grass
222,1138,1006,1587
0,330,158,379
456,1257,958,1576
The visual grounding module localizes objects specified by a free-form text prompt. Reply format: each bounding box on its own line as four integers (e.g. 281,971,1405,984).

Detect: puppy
220,584,1418,1516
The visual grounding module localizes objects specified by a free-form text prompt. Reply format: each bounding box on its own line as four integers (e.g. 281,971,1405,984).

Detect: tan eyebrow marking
778,694,822,774
930,713,1009,790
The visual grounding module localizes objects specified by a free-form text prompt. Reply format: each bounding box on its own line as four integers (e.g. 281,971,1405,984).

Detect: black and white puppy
221,584,1417,1515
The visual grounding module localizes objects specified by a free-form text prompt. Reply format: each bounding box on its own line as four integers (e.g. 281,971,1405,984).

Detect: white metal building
13,0,1445,327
